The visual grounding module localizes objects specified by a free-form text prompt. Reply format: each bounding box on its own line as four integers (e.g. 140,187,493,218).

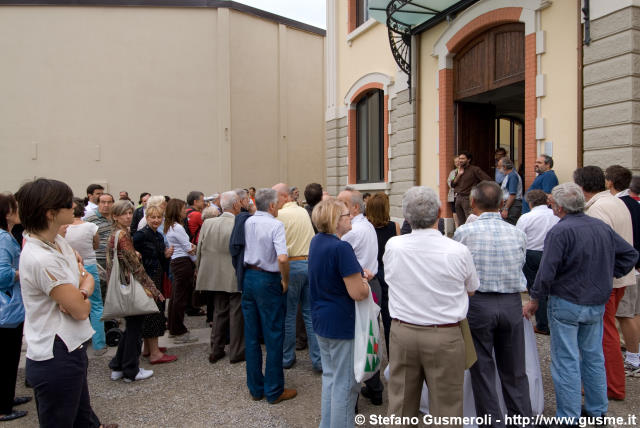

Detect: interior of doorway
454,81,525,185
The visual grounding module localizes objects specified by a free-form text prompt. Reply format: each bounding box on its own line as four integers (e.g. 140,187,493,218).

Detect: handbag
101,230,159,320
0,281,25,328
353,288,381,383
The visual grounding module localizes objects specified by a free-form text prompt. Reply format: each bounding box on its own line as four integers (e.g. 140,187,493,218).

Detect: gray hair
500,157,514,170
552,182,585,214
111,199,135,217
470,181,503,211
146,195,165,209
289,186,298,197
349,190,365,214
202,206,220,220
255,188,277,212
220,191,238,211
402,186,441,229
541,154,554,168
235,188,248,200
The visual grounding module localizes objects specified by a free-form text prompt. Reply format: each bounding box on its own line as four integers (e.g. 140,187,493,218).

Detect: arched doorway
453,23,525,182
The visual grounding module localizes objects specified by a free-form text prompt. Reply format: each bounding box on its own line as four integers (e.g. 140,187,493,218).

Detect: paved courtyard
7,310,640,427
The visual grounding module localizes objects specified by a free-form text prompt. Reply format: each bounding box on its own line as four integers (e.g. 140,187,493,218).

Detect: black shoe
208,351,226,364
13,396,32,406
0,410,28,422
295,342,307,351
360,386,383,405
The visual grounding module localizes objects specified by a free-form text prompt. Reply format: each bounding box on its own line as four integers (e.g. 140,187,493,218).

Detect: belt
245,264,278,274
393,319,460,328
289,256,308,261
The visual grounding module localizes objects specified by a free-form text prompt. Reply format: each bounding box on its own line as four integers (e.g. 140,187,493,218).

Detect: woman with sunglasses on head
107,200,164,383
16,178,116,428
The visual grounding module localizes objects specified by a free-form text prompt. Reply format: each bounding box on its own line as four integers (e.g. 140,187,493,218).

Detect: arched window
356,89,384,183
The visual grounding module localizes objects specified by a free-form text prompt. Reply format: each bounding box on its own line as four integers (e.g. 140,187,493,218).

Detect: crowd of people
1,155,640,427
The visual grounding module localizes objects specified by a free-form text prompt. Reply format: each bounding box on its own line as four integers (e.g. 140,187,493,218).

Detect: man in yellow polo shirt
273,183,322,372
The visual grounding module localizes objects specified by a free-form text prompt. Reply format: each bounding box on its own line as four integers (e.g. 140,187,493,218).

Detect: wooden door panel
492,25,525,88
455,102,496,176
454,38,487,99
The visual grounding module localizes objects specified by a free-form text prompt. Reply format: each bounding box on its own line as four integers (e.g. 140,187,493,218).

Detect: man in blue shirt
498,157,523,225
521,155,558,214
524,182,637,422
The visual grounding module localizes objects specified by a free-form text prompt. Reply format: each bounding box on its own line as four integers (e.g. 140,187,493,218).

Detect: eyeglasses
340,213,350,217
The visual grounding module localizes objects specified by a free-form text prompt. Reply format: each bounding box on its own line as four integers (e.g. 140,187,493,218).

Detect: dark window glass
356,0,369,27
356,89,384,183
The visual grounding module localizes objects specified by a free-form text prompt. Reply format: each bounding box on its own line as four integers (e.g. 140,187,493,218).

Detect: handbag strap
112,229,121,271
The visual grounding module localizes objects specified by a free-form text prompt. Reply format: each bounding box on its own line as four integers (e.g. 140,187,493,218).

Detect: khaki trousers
387,320,465,425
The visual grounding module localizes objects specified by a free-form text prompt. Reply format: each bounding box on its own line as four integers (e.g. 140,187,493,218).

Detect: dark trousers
296,306,307,348
26,337,101,428
242,269,285,402
504,200,523,225
455,195,471,225
206,291,215,323
376,267,391,358
0,323,23,414
168,257,194,336
467,292,532,428
523,250,548,332
363,277,384,398
211,291,245,361
109,315,144,380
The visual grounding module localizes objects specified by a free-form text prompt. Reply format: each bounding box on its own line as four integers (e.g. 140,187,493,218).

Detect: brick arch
347,82,389,184
436,7,537,218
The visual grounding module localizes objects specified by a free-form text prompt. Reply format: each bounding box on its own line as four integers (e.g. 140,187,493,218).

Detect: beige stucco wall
539,0,579,183
336,13,398,104
0,6,324,199
418,22,449,190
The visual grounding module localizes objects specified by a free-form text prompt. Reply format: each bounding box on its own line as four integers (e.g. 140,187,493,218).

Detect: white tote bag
354,289,381,383
101,230,159,320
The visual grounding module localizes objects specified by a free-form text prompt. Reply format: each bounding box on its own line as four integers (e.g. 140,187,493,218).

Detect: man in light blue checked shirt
453,181,532,428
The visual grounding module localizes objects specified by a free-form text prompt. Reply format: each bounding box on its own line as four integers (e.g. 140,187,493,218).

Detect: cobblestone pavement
7,312,640,427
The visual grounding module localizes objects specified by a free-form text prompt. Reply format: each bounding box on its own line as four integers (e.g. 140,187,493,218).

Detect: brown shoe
270,388,297,404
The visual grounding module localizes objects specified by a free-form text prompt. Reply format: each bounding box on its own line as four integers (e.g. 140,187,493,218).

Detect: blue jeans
242,269,286,402
85,264,106,350
283,260,321,370
317,335,359,428
548,296,607,420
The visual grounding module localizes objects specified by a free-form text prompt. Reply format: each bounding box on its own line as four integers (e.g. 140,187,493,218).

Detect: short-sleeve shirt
308,233,362,339
65,222,99,266
19,234,95,361
501,170,523,200
243,211,288,272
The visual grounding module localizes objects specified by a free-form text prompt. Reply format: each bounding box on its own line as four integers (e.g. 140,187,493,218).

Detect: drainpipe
577,0,585,168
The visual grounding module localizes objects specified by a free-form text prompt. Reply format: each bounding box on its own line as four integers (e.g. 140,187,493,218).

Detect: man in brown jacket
451,151,491,224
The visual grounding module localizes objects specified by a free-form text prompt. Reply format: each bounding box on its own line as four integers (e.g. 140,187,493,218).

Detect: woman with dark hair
133,205,177,364
107,200,164,382
16,178,115,427
365,193,400,357
62,197,107,356
0,192,29,422
164,199,198,344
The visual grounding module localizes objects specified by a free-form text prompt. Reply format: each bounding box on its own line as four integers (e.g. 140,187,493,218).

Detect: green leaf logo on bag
364,320,380,373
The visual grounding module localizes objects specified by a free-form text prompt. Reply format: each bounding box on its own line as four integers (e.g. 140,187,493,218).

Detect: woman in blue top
0,193,30,422
308,198,369,428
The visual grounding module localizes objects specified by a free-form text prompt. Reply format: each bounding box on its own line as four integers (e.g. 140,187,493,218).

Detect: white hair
402,186,441,229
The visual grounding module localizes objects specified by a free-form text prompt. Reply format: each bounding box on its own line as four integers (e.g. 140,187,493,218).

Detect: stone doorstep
18,326,211,369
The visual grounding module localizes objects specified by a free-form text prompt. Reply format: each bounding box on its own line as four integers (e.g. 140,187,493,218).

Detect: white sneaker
110,371,123,381
124,368,154,383
173,333,198,344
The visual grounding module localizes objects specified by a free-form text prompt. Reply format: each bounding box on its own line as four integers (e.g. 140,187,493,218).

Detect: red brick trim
348,0,357,34
524,32,537,188
446,7,523,53
439,68,455,218
347,83,389,185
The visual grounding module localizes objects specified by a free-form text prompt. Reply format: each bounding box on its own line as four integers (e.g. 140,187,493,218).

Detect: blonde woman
136,195,167,232
107,200,164,382
447,156,460,227
308,198,369,428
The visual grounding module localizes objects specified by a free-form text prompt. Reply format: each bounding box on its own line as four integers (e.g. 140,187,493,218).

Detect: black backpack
183,208,201,244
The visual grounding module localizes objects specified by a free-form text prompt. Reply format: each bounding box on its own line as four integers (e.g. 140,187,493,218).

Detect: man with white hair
196,191,244,364
524,182,637,422
497,156,523,225
241,188,295,404
337,188,383,405
385,186,479,419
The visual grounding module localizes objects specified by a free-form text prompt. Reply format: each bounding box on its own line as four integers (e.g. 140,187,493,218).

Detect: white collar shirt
515,205,559,251
82,201,97,220
384,228,479,325
19,234,95,361
341,213,378,275
244,211,288,273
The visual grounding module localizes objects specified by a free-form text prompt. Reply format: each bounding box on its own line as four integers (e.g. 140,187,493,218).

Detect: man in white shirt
337,188,383,405
385,186,479,419
516,189,559,335
82,184,103,219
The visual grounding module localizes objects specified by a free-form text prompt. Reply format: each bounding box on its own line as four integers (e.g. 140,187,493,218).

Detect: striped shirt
453,212,527,293
85,212,112,265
